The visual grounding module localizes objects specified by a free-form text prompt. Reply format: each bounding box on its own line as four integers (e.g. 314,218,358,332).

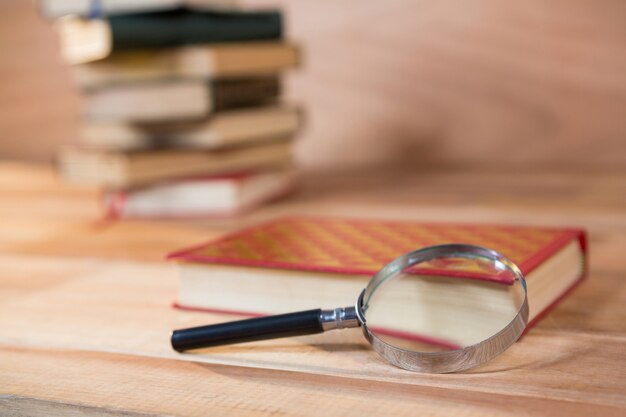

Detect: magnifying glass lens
363,251,526,353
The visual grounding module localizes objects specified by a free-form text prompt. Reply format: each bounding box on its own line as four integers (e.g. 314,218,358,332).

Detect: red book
168,217,587,345
105,169,296,219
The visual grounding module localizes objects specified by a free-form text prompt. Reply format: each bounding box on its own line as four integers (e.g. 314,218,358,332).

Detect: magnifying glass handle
172,307,358,352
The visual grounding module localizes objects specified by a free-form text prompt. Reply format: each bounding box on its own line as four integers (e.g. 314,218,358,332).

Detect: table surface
1,162,625,417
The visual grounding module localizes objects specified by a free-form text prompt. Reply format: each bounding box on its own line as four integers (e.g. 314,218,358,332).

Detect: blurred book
105,168,296,218
84,77,280,122
40,0,238,19
59,140,292,187
168,217,587,343
73,42,299,88
80,106,302,151
56,9,282,64
47,1,302,217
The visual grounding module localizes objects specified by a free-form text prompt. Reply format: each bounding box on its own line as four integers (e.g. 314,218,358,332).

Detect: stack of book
43,0,302,218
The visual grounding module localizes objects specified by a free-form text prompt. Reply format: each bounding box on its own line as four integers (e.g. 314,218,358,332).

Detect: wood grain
279,0,626,170
0,254,625,407
0,1,81,162
3,345,624,417
0,162,625,416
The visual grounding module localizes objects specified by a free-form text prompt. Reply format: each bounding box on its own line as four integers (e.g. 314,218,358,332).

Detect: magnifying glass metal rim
354,244,529,373
171,244,528,374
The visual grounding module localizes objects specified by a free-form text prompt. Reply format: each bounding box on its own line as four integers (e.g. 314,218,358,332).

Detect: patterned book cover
168,216,587,284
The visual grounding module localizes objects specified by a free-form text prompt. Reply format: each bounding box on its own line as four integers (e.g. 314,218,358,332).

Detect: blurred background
2,0,625,172
1,3,626,407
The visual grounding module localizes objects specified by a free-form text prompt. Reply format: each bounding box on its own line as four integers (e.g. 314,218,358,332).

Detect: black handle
171,309,323,352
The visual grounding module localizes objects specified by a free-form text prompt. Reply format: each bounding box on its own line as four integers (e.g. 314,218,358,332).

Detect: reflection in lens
363,253,526,353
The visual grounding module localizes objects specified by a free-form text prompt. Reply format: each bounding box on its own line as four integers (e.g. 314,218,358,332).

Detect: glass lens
362,248,525,352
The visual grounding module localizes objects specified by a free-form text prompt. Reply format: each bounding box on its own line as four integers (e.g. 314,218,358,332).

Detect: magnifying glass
171,244,528,373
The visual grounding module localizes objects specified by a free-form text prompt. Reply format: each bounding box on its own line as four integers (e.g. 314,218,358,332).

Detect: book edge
523,232,588,332
167,216,586,283
172,271,588,341
517,229,585,275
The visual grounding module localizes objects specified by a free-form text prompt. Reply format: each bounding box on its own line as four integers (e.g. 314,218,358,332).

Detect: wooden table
1,162,625,416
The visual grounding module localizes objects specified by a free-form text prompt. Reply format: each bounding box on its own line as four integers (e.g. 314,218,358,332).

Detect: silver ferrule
319,306,359,331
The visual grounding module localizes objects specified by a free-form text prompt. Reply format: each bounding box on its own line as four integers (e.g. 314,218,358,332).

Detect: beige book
73,43,300,89
83,77,279,122
105,168,297,218
85,81,209,122
80,106,303,151
58,141,293,188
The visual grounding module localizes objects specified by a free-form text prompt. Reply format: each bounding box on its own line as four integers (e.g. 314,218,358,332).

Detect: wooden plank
1,220,219,263
0,254,624,408
1,163,625,415
0,397,153,417
1,345,624,417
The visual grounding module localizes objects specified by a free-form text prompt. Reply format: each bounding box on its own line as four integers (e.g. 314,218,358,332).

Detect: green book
58,9,283,64
110,9,282,50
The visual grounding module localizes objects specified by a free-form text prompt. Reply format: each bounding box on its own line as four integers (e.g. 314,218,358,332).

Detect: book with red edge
167,216,587,346
105,168,296,219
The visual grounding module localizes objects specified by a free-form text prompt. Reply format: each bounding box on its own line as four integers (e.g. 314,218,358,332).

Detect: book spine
523,230,588,332
210,77,280,111
104,176,295,219
110,10,282,51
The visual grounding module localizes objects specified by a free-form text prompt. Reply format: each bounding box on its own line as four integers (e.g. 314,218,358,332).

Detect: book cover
169,217,586,282
109,9,282,50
